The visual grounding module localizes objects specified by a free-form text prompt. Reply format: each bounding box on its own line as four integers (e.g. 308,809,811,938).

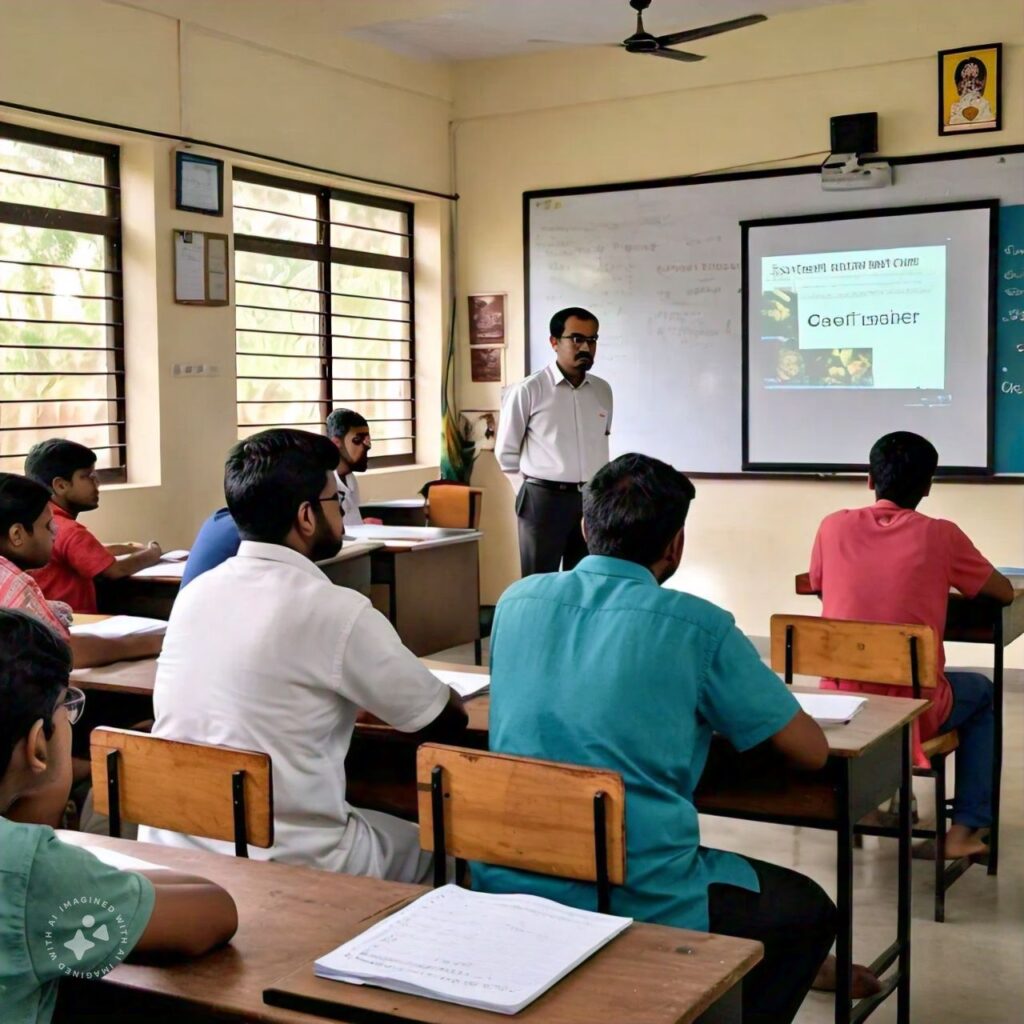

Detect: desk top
345,525,482,552
315,540,384,566
58,833,761,1024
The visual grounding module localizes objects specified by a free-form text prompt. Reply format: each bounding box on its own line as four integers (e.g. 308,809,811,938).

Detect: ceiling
114,0,859,64
344,0,855,61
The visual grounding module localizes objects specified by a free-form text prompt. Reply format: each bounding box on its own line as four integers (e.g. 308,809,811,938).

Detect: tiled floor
445,640,1024,1024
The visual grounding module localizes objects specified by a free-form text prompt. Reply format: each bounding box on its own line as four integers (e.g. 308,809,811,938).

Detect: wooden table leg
694,982,742,1023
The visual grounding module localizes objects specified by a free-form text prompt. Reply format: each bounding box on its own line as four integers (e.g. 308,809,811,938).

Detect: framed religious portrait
468,293,506,346
938,43,1002,136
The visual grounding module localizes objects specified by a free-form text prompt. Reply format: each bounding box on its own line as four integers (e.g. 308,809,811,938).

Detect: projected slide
743,201,995,472
760,245,946,390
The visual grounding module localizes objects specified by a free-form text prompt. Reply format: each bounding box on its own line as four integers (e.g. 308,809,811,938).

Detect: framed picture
468,293,506,346
174,150,225,215
470,346,504,384
938,43,1002,136
460,409,499,450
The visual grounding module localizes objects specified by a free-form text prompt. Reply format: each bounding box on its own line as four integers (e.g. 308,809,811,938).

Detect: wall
0,0,454,546
452,0,1024,664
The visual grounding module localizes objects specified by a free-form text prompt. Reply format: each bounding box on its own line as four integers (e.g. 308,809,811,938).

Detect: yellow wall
0,0,454,546
452,0,1024,665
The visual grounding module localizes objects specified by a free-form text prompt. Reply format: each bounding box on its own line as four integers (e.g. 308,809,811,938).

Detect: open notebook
313,885,631,1015
69,615,167,639
793,692,867,725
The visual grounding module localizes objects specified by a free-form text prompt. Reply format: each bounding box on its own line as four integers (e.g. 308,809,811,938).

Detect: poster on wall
470,346,504,383
938,43,1001,135
460,409,499,450
468,293,506,346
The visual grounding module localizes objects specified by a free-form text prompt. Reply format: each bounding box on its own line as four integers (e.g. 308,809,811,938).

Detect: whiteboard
526,149,1024,474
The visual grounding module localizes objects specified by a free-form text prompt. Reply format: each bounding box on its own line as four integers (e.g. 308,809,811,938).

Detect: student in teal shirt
475,454,836,1024
0,610,238,1023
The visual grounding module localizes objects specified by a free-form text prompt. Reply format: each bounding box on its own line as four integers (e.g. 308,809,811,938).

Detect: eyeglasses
561,333,598,347
349,434,372,448
58,686,87,726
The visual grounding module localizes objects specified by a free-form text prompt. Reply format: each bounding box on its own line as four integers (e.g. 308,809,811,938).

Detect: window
0,123,125,480
233,169,415,466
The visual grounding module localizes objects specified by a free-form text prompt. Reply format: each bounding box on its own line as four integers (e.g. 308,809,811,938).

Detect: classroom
0,1,1022,1023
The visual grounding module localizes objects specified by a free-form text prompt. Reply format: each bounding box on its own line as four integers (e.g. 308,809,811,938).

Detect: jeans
708,857,836,1024
941,671,994,829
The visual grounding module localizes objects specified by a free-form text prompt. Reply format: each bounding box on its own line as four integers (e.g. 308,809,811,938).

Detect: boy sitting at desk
809,431,1013,859
24,439,164,613
0,608,237,1024
475,453,837,1024
142,428,467,880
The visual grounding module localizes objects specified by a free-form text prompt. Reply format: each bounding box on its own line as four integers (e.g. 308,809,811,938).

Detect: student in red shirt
809,431,1012,859
24,440,163,613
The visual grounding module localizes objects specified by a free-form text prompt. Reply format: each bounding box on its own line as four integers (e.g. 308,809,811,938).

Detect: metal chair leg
934,755,947,923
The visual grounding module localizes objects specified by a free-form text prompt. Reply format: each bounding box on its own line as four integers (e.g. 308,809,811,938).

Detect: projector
820,153,892,191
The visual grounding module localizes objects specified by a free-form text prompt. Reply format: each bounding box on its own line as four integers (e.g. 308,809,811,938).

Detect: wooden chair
423,482,483,530
770,614,979,922
90,728,274,858
416,744,626,912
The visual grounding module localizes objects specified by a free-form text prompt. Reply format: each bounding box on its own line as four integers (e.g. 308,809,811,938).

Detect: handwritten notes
314,884,631,1014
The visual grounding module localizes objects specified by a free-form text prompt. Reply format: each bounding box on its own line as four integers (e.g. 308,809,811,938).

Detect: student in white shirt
326,408,382,527
141,429,467,881
495,307,613,577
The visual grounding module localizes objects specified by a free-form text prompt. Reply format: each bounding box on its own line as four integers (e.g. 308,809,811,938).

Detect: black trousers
708,857,836,1024
516,482,588,577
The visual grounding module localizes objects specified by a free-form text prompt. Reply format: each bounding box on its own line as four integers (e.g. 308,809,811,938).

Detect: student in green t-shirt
0,609,238,1023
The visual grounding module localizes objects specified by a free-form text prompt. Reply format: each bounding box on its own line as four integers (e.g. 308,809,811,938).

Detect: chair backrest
424,483,483,529
91,728,274,856
769,614,937,694
417,744,625,911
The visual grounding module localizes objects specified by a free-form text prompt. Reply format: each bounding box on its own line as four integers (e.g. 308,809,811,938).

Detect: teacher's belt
524,477,585,492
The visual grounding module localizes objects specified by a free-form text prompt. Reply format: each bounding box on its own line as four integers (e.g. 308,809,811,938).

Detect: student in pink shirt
809,431,1012,860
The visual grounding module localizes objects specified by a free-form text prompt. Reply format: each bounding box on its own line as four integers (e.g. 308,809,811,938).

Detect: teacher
495,306,613,577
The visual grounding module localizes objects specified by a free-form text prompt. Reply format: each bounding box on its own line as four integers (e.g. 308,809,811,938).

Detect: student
326,407,383,526
0,609,237,1024
474,453,835,1024
24,440,163,612
141,429,467,879
179,506,240,589
0,472,162,668
809,431,1012,859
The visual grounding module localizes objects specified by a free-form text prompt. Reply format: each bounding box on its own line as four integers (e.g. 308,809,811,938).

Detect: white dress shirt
139,541,449,874
336,469,364,527
495,362,613,484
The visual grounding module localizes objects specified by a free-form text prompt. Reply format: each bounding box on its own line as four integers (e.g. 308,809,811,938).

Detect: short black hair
0,472,52,538
326,408,369,441
549,307,598,339
224,428,340,544
583,453,696,566
24,439,96,491
0,609,72,775
869,431,938,508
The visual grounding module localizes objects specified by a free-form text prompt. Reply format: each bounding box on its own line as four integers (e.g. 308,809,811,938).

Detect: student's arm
767,709,829,771
99,542,163,579
975,568,1014,606
405,689,468,743
130,870,238,958
105,542,145,556
70,632,162,668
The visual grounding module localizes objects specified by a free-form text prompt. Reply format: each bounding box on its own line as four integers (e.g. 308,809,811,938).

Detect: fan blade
647,47,705,62
527,39,622,48
656,14,767,48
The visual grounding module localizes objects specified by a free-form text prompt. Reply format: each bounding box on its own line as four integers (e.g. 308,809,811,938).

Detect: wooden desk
346,684,925,1024
56,833,760,1024
96,574,180,620
349,527,482,657
359,497,428,527
794,571,1024,875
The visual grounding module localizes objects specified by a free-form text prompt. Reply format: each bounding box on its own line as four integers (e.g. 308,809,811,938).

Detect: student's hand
145,541,163,560
364,517,384,525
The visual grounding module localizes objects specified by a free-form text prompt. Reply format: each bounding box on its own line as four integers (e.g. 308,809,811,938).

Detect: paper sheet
160,549,190,562
69,615,167,639
430,669,489,699
86,846,168,872
207,237,228,301
315,885,631,1014
794,692,866,725
175,231,206,301
179,158,220,212
132,561,187,579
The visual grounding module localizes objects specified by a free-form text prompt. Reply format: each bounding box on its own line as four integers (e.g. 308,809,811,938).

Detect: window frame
0,121,126,484
233,167,416,468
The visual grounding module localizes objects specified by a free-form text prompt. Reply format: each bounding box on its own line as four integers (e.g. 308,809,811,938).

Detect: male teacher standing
496,307,613,576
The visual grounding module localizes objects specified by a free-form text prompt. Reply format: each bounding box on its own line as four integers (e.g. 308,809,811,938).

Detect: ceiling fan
533,1,767,63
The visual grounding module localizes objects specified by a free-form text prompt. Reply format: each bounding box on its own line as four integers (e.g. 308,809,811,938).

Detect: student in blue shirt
180,507,240,589
474,453,836,1024
0,609,238,1023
